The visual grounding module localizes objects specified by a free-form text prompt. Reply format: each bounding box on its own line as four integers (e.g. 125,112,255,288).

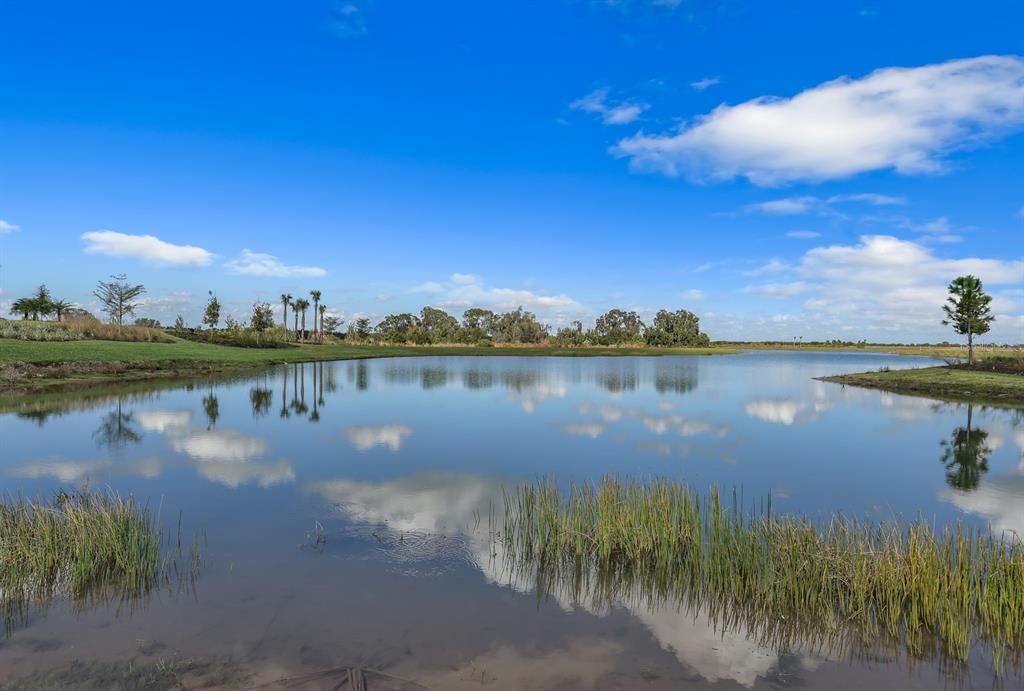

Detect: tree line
347,305,711,347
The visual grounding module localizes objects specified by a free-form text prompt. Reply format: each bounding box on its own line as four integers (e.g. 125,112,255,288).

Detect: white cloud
615,55,1024,185
136,410,191,433
793,235,1024,339
748,193,905,215
416,273,579,313
170,429,268,462
331,2,367,37
0,219,19,234
344,424,414,451
82,231,213,267
571,88,649,125
682,288,705,300
225,249,326,278
690,76,720,91
194,460,295,488
786,230,822,239
942,474,1024,537
743,259,791,276
450,272,480,285
742,281,811,297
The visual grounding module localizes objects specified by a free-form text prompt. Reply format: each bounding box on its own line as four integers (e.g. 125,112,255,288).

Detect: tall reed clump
500,477,1024,674
0,490,198,631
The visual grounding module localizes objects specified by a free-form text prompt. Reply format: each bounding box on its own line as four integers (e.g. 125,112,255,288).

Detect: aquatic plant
0,489,199,632
499,477,1024,675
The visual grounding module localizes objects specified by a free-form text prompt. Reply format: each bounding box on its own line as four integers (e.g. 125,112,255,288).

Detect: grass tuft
499,477,1024,674
0,489,199,631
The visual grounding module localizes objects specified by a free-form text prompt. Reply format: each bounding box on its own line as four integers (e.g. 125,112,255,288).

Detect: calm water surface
1,351,1022,689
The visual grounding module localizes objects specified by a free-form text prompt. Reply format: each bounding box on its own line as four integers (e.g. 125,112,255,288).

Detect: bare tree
93,274,146,331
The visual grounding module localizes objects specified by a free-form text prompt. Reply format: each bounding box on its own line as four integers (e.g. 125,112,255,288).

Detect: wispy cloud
690,76,720,91
748,193,905,215
0,219,19,234
416,273,578,312
81,231,213,267
571,88,649,125
225,249,327,278
330,2,367,37
785,230,822,239
615,56,1024,185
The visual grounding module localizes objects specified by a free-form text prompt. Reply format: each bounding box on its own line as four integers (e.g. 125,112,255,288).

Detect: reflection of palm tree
203,393,220,430
940,404,993,491
250,387,273,417
279,366,291,419
93,399,141,449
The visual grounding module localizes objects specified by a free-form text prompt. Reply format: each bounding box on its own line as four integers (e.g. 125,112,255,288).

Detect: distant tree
376,312,419,343
134,317,161,328
420,306,460,343
644,309,709,347
318,303,328,340
293,298,310,341
173,314,186,335
462,308,495,342
491,306,548,343
310,290,322,342
942,275,995,365
51,299,73,322
250,301,275,345
322,313,342,335
555,320,586,347
280,293,292,340
94,274,146,330
30,285,54,320
348,317,371,342
593,309,644,345
203,291,222,330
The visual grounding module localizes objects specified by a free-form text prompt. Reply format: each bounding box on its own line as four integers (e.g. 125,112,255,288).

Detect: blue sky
1,0,1022,342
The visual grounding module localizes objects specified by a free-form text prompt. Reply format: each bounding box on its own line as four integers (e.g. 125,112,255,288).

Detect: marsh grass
0,489,200,632
499,477,1024,675
0,318,173,343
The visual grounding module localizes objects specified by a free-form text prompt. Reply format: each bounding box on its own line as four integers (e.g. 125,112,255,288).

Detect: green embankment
819,366,1024,405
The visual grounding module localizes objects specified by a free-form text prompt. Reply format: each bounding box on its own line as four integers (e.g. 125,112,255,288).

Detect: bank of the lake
819,365,1024,405
0,338,731,394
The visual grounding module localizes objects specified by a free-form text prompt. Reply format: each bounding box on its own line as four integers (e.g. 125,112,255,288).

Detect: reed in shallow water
499,477,1024,675
0,489,198,631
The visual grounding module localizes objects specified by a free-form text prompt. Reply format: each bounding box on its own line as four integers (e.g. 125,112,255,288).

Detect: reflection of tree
598,370,637,394
655,362,698,395
202,393,220,430
249,387,273,417
421,367,449,390
462,369,495,390
291,364,308,416
940,404,993,491
16,410,56,427
279,366,291,419
93,399,141,449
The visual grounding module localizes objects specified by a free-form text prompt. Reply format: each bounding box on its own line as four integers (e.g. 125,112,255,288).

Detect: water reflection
92,399,141,449
343,424,414,452
939,404,993,491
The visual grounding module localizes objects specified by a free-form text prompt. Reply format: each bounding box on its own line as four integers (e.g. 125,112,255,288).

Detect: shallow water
1,351,1022,689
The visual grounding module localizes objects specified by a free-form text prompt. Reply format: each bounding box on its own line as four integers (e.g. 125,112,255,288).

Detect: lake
1,351,1021,690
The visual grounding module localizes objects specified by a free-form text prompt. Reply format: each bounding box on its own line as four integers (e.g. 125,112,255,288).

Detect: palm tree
310,290,322,343
9,298,31,320
294,298,310,341
280,293,292,341
51,299,73,322
318,304,327,342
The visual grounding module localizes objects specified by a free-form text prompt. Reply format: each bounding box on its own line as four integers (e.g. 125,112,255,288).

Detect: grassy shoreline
0,338,730,394
819,366,1024,405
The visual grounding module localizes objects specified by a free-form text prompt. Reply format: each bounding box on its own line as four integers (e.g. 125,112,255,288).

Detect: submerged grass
0,489,199,631
500,477,1024,675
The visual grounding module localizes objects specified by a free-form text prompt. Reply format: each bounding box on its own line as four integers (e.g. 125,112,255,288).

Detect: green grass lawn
819,366,1024,405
